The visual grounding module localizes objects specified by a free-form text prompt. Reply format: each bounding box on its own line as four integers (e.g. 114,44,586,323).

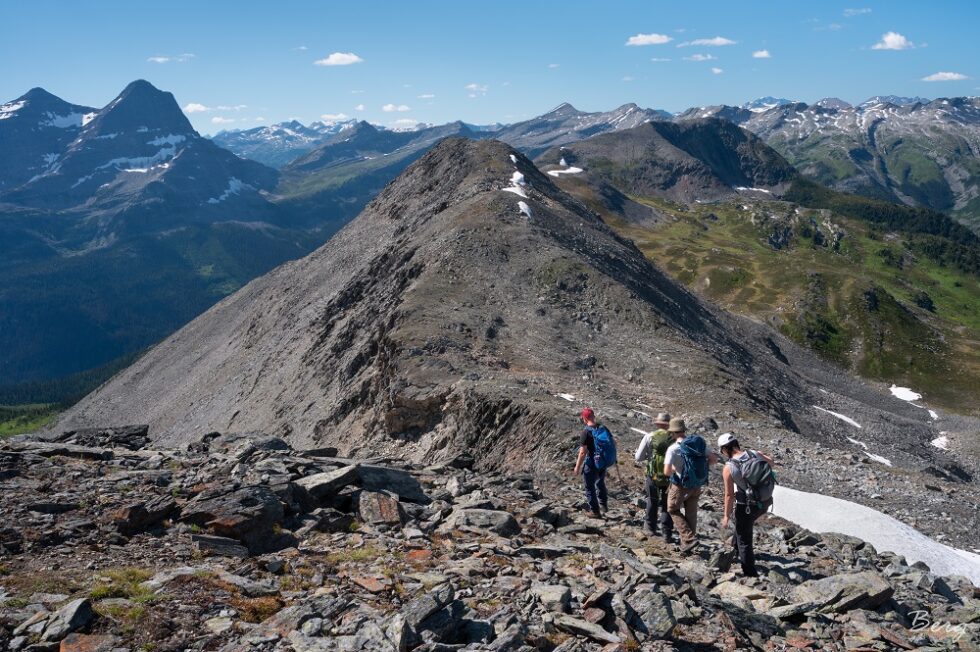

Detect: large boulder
438,508,521,536
358,491,405,526
625,590,676,639
295,466,360,500
179,484,285,553
358,465,429,504
110,495,177,536
41,598,93,642
790,571,894,612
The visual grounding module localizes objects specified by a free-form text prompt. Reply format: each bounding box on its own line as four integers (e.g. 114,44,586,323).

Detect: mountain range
2,81,979,419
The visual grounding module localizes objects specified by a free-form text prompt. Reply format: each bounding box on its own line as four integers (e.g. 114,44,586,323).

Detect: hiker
634,412,674,540
664,418,718,553
719,433,776,577
573,407,617,518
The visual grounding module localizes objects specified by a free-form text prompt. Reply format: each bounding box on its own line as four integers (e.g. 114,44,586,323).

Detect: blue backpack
675,435,709,489
589,425,618,471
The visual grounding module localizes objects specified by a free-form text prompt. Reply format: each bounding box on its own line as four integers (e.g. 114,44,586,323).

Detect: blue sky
2,1,978,134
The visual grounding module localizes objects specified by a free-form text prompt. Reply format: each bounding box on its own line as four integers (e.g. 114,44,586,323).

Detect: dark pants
644,477,671,533
732,503,766,576
582,466,608,514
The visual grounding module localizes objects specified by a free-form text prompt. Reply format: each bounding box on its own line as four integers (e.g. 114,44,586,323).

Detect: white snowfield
890,385,922,401
813,405,861,429
547,167,584,177
772,485,980,586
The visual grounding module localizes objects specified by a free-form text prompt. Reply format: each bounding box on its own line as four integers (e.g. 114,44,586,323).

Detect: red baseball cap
581,407,595,421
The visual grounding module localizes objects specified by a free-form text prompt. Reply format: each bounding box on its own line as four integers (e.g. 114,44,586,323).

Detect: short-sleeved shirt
579,428,595,457
727,450,756,504
664,440,684,479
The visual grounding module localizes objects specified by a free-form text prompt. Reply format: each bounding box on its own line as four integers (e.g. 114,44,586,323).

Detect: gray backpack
731,451,775,510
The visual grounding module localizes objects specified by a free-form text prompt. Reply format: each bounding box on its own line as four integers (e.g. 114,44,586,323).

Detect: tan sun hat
655,412,671,426
667,417,687,433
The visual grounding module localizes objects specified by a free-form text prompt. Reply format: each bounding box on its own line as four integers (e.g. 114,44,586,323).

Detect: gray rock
530,583,571,613
179,484,285,553
358,465,429,504
295,466,361,500
402,583,454,629
625,590,676,639
41,598,92,642
768,601,820,620
358,490,405,526
790,570,894,612
192,534,250,558
438,508,520,536
554,614,621,643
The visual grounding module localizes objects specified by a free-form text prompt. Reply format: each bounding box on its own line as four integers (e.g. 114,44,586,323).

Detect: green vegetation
89,567,157,602
0,403,59,437
600,194,980,415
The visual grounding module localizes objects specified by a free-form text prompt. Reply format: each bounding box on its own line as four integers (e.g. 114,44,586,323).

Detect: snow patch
0,100,26,119
518,201,532,218
928,409,939,421
148,134,187,147
735,186,772,194
42,112,85,128
771,485,980,585
207,177,248,204
547,167,584,177
844,436,892,466
509,154,518,164
82,112,98,126
813,405,862,429
559,157,568,166
556,393,576,402
630,427,651,437
502,168,528,198
98,146,177,172
931,435,949,451
890,385,922,401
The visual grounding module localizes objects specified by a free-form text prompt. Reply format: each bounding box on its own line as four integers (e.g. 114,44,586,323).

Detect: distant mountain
859,95,931,108
211,119,355,168
536,118,797,203
742,96,795,112
734,98,980,228
0,88,97,192
0,81,341,390
492,102,671,157
673,104,755,124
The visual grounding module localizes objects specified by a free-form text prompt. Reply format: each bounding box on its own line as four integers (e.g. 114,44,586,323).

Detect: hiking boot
600,503,609,514
591,510,604,519
662,531,673,544
642,524,659,537
679,540,698,554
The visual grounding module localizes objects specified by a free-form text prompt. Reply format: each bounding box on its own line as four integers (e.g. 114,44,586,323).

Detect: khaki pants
667,484,702,545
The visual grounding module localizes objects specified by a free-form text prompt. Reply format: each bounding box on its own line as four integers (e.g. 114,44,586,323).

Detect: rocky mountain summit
2,429,977,651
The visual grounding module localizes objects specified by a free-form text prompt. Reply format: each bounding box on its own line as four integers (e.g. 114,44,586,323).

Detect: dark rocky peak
86,79,195,136
1,87,95,124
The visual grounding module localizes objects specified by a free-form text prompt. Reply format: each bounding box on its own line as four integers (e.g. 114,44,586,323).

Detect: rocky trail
1,428,977,651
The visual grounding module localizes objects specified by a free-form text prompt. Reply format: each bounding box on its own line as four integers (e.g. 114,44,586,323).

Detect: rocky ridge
2,428,977,651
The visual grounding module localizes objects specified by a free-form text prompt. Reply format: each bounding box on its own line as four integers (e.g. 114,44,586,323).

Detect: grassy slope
587,190,980,415
0,404,58,437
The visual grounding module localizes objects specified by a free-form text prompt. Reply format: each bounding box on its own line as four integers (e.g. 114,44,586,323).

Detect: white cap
717,432,737,449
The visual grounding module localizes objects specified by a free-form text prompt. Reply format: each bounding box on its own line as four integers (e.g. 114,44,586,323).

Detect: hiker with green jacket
634,412,674,540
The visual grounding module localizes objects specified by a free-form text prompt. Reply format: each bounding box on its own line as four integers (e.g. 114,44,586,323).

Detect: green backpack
645,429,673,488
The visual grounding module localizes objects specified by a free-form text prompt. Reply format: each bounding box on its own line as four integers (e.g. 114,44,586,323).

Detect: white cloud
679,36,736,47
314,52,364,66
382,103,411,112
184,102,210,113
254,117,265,122
752,49,772,59
211,116,235,125
183,103,246,114
711,67,724,75
922,71,969,82
391,118,419,129
844,8,871,16
147,53,195,64
216,104,247,111
548,63,560,69
293,45,308,51
465,83,488,98
626,33,672,46
417,93,435,99
684,53,716,61
650,57,671,62
320,113,349,121
622,76,634,82
872,32,915,50
354,103,366,111
350,89,365,94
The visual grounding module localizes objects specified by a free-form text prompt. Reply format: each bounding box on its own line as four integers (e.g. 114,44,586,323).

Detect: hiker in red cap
573,407,617,518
